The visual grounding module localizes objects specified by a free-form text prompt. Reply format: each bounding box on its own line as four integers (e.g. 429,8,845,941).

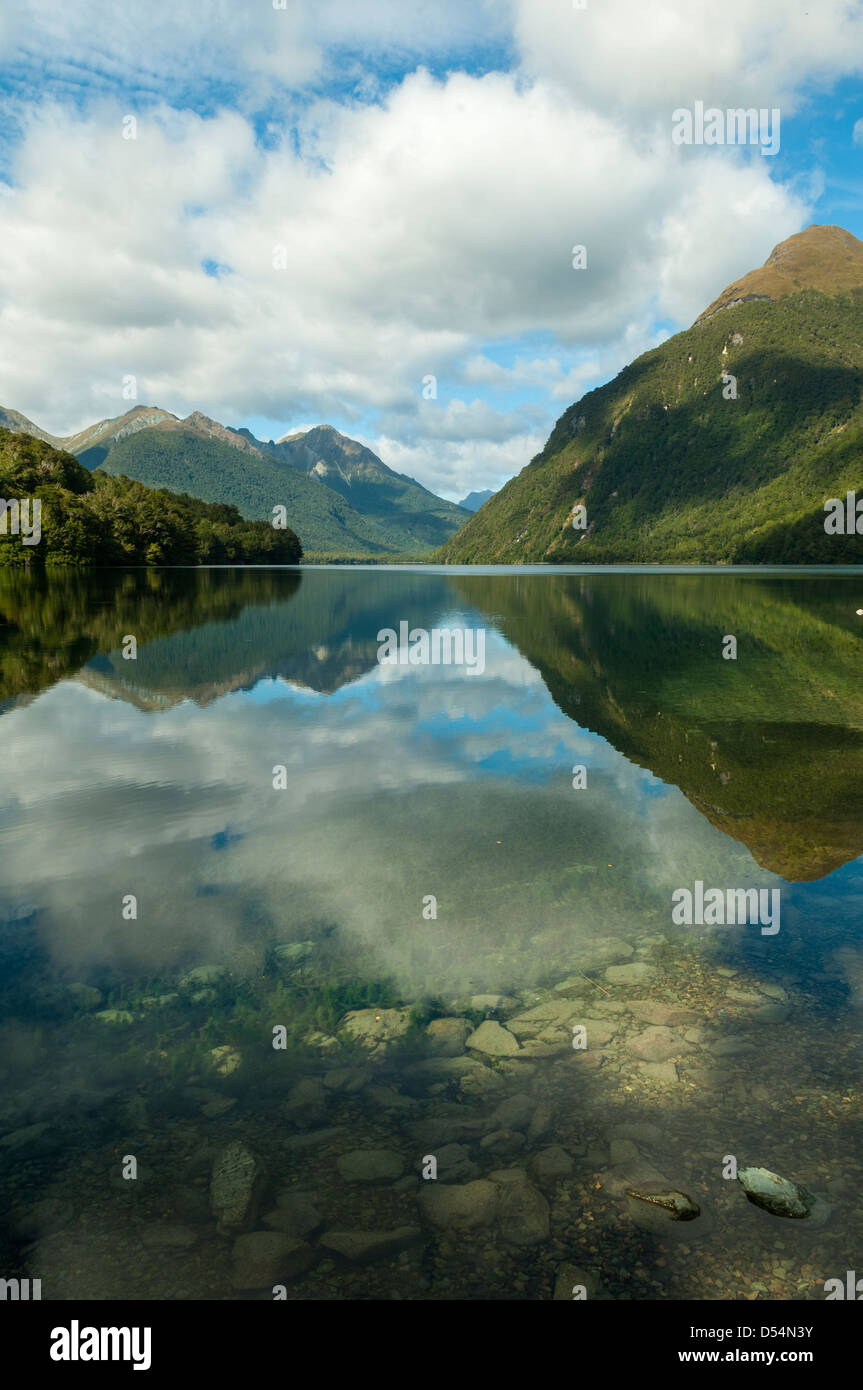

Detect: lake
0,565,861,1300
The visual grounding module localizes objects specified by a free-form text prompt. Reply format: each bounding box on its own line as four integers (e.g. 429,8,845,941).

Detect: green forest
441,288,863,564
0,430,302,566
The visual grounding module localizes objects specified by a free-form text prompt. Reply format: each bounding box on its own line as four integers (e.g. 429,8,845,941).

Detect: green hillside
93,425,466,556
442,230,863,564
0,430,301,566
254,424,468,546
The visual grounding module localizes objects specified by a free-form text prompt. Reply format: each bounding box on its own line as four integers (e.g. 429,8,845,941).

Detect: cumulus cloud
0,0,855,496
510,0,863,117
365,430,547,499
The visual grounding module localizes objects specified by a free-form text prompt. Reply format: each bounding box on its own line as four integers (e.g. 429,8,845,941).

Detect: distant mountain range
442,225,863,564
457,489,495,512
0,407,470,556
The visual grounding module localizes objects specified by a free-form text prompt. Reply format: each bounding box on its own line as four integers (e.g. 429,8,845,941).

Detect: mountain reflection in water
0,566,860,1302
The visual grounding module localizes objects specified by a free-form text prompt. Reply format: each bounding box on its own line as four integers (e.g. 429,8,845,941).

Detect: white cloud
0,0,509,108
385,397,536,443
3,0,857,496
366,430,547,500
463,353,600,395
510,0,863,117
0,72,809,495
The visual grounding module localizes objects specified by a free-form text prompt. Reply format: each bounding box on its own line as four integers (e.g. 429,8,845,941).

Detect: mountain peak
180,410,262,452
458,489,494,512
696,224,863,323
183,411,220,429
276,423,339,445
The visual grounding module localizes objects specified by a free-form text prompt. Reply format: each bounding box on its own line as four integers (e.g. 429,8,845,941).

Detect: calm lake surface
1,565,861,1300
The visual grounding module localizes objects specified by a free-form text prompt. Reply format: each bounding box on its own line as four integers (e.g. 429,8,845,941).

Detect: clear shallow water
0,566,861,1300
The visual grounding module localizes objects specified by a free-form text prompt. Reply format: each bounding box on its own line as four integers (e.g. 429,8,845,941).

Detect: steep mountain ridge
441,225,863,565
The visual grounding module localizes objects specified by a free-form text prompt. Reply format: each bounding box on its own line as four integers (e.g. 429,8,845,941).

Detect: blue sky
1,0,862,500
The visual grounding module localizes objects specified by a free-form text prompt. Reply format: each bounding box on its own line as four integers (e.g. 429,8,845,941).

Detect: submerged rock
406,1054,487,1081
419,1179,500,1230
527,1100,554,1143
410,1114,484,1148
751,1003,790,1025
737,1166,816,1219
340,1007,413,1058
625,1186,700,1221
487,1093,535,1130
319,1227,423,1263
265,1192,323,1238
479,1129,525,1155
336,1149,405,1184
425,1017,470,1056
625,1000,697,1026
506,999,581,1040
458,1066,508,1098
627,1026,679,1062
529,1144,574,1184
605,962,656,986
231,1231,313,1288
639,1061,679,1082
420,1143,478,1184
285,1078,327,1117
493,1173,550,1246
210,1141,266,1236
609,1139,640,1166
465,1020,520,1056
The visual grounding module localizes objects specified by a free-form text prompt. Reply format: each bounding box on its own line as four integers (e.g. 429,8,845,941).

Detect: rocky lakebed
1,928,860,1301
